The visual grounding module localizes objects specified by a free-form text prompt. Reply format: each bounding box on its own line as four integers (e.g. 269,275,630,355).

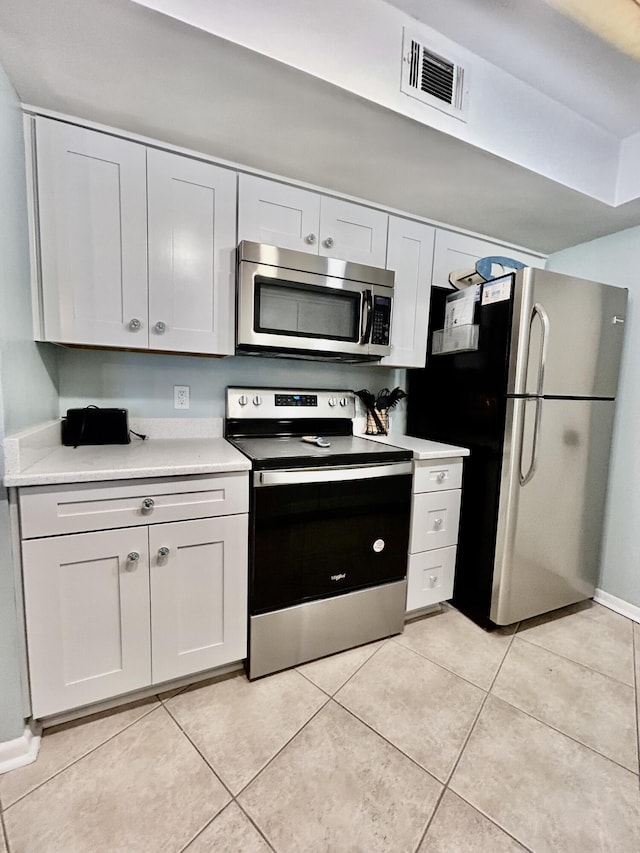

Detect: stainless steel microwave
236,241,394,362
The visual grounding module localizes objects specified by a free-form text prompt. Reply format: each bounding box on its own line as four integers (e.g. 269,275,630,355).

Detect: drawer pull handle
142,498,155,511
429,575,438,586
126,551,140,569
305,233,317,244
436,472,446,482
433,517,443,528
157,547,170,559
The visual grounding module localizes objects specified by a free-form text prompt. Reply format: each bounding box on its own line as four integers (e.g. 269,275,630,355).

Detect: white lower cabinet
20,475,248,718
406,458,464,613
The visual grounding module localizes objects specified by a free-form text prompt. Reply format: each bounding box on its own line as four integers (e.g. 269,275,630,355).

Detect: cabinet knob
128,318,142,331
153,321,167,334
142,498,155,511
305,233,317,244
157,546,170,559
429,575,438,586
323,236,334,249
126,552,140,569
433,517,443,528
436,471,446,482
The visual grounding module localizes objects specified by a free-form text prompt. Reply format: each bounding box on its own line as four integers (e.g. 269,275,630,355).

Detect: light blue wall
57,347,403,419
0,65,59,741
547,226,640,608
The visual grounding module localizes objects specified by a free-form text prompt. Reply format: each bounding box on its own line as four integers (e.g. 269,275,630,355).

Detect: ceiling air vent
401,29,469,122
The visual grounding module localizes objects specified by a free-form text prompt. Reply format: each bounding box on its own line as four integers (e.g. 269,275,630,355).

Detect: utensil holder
365,408,389,435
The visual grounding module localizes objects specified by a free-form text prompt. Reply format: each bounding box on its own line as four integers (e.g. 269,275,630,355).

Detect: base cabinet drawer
409,489,461,553
19,472,248,538
413,459,463,494
406,546,456,612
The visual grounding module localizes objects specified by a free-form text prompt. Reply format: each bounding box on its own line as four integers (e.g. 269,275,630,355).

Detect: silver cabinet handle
433,517,443,528
323,236,334,249
436,471,446,482
429,575,438,586
157,547,170,558
305,233,317,244
128,318,142,330
153,321,167,334
142,498,155,510
126,552,140,570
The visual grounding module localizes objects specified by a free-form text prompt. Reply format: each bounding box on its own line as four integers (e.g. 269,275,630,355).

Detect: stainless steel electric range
225,387,413,679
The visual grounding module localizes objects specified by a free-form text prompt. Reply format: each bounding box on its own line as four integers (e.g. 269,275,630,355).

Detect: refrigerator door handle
530,302,550,396
519,397,543,486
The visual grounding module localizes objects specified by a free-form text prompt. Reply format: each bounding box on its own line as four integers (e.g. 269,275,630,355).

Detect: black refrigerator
407,268,627,627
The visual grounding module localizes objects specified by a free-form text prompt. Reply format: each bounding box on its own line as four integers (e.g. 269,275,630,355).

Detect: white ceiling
386,0,640,138
0,0,639,254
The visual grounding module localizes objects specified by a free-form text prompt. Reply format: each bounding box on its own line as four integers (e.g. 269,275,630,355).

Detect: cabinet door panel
238,175,320,253
382,217,434,367
22,528,151,718
150,515,248,684
35,117,148,347
432,230,544,289
147,150,237,354
319,197,388,267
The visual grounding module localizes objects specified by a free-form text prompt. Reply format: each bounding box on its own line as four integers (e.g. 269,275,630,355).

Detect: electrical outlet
174,385,190,410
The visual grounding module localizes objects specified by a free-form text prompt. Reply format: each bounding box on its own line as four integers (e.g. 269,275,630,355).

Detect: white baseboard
594,589,640,624
0,725,40,775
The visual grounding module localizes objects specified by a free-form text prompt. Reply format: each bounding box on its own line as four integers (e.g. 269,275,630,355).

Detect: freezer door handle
529,302,550,396
519,397,543,486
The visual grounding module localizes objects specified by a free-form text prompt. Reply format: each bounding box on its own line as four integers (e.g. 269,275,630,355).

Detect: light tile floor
1,600,639,852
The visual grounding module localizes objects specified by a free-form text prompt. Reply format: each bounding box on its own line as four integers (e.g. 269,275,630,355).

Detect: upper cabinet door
238,174,320,253
431,230,545,289
382,217,435,368
147,150,237,355
319,197,388,267
35,118,148,348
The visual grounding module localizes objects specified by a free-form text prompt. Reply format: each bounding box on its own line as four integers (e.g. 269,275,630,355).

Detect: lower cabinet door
22,528,151,718
406,546,456,612
149,515,248,684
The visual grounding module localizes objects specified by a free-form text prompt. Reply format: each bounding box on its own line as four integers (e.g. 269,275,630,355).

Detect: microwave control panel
370,296,392,345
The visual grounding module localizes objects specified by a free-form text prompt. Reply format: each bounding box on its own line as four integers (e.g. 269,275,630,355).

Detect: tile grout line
233,693,333,800
233,799,279,852
412,622,528,853
1,810,11,853
0,700,162,813
515,631,636,689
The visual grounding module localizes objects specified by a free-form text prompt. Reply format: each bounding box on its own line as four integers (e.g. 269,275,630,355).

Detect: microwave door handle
360,289,373,344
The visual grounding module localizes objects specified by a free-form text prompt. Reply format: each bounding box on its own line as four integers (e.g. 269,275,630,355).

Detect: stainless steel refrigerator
407,268,627,626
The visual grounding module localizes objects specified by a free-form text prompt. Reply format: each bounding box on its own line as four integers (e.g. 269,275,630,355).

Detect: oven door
237,260,391,360
250,462,412,614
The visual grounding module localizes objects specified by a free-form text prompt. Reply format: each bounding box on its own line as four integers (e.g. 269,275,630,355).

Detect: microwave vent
401,29,468,121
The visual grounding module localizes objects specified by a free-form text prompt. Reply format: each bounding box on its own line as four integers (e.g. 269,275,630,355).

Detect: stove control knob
238,395,249,406
339,397,349,407
328,397,338,407
253,395,262,406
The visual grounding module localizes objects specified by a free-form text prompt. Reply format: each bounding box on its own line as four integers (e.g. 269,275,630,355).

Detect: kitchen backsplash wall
57,347,407,429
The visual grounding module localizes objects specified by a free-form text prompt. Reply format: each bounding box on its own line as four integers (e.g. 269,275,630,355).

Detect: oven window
254,277,360,342
250,473,412,614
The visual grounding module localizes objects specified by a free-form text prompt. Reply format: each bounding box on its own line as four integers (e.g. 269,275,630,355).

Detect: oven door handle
255,461,412,487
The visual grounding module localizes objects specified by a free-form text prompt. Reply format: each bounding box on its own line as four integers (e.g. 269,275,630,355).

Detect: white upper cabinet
238,176,320,253
33,117,237,355
36,119,149,348
431,230,545,289
238,175,388,267
147,149,236,355
381,217,435,368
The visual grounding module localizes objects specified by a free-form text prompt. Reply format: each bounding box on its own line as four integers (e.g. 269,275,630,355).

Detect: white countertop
362,433,470,460
3,420,251,487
